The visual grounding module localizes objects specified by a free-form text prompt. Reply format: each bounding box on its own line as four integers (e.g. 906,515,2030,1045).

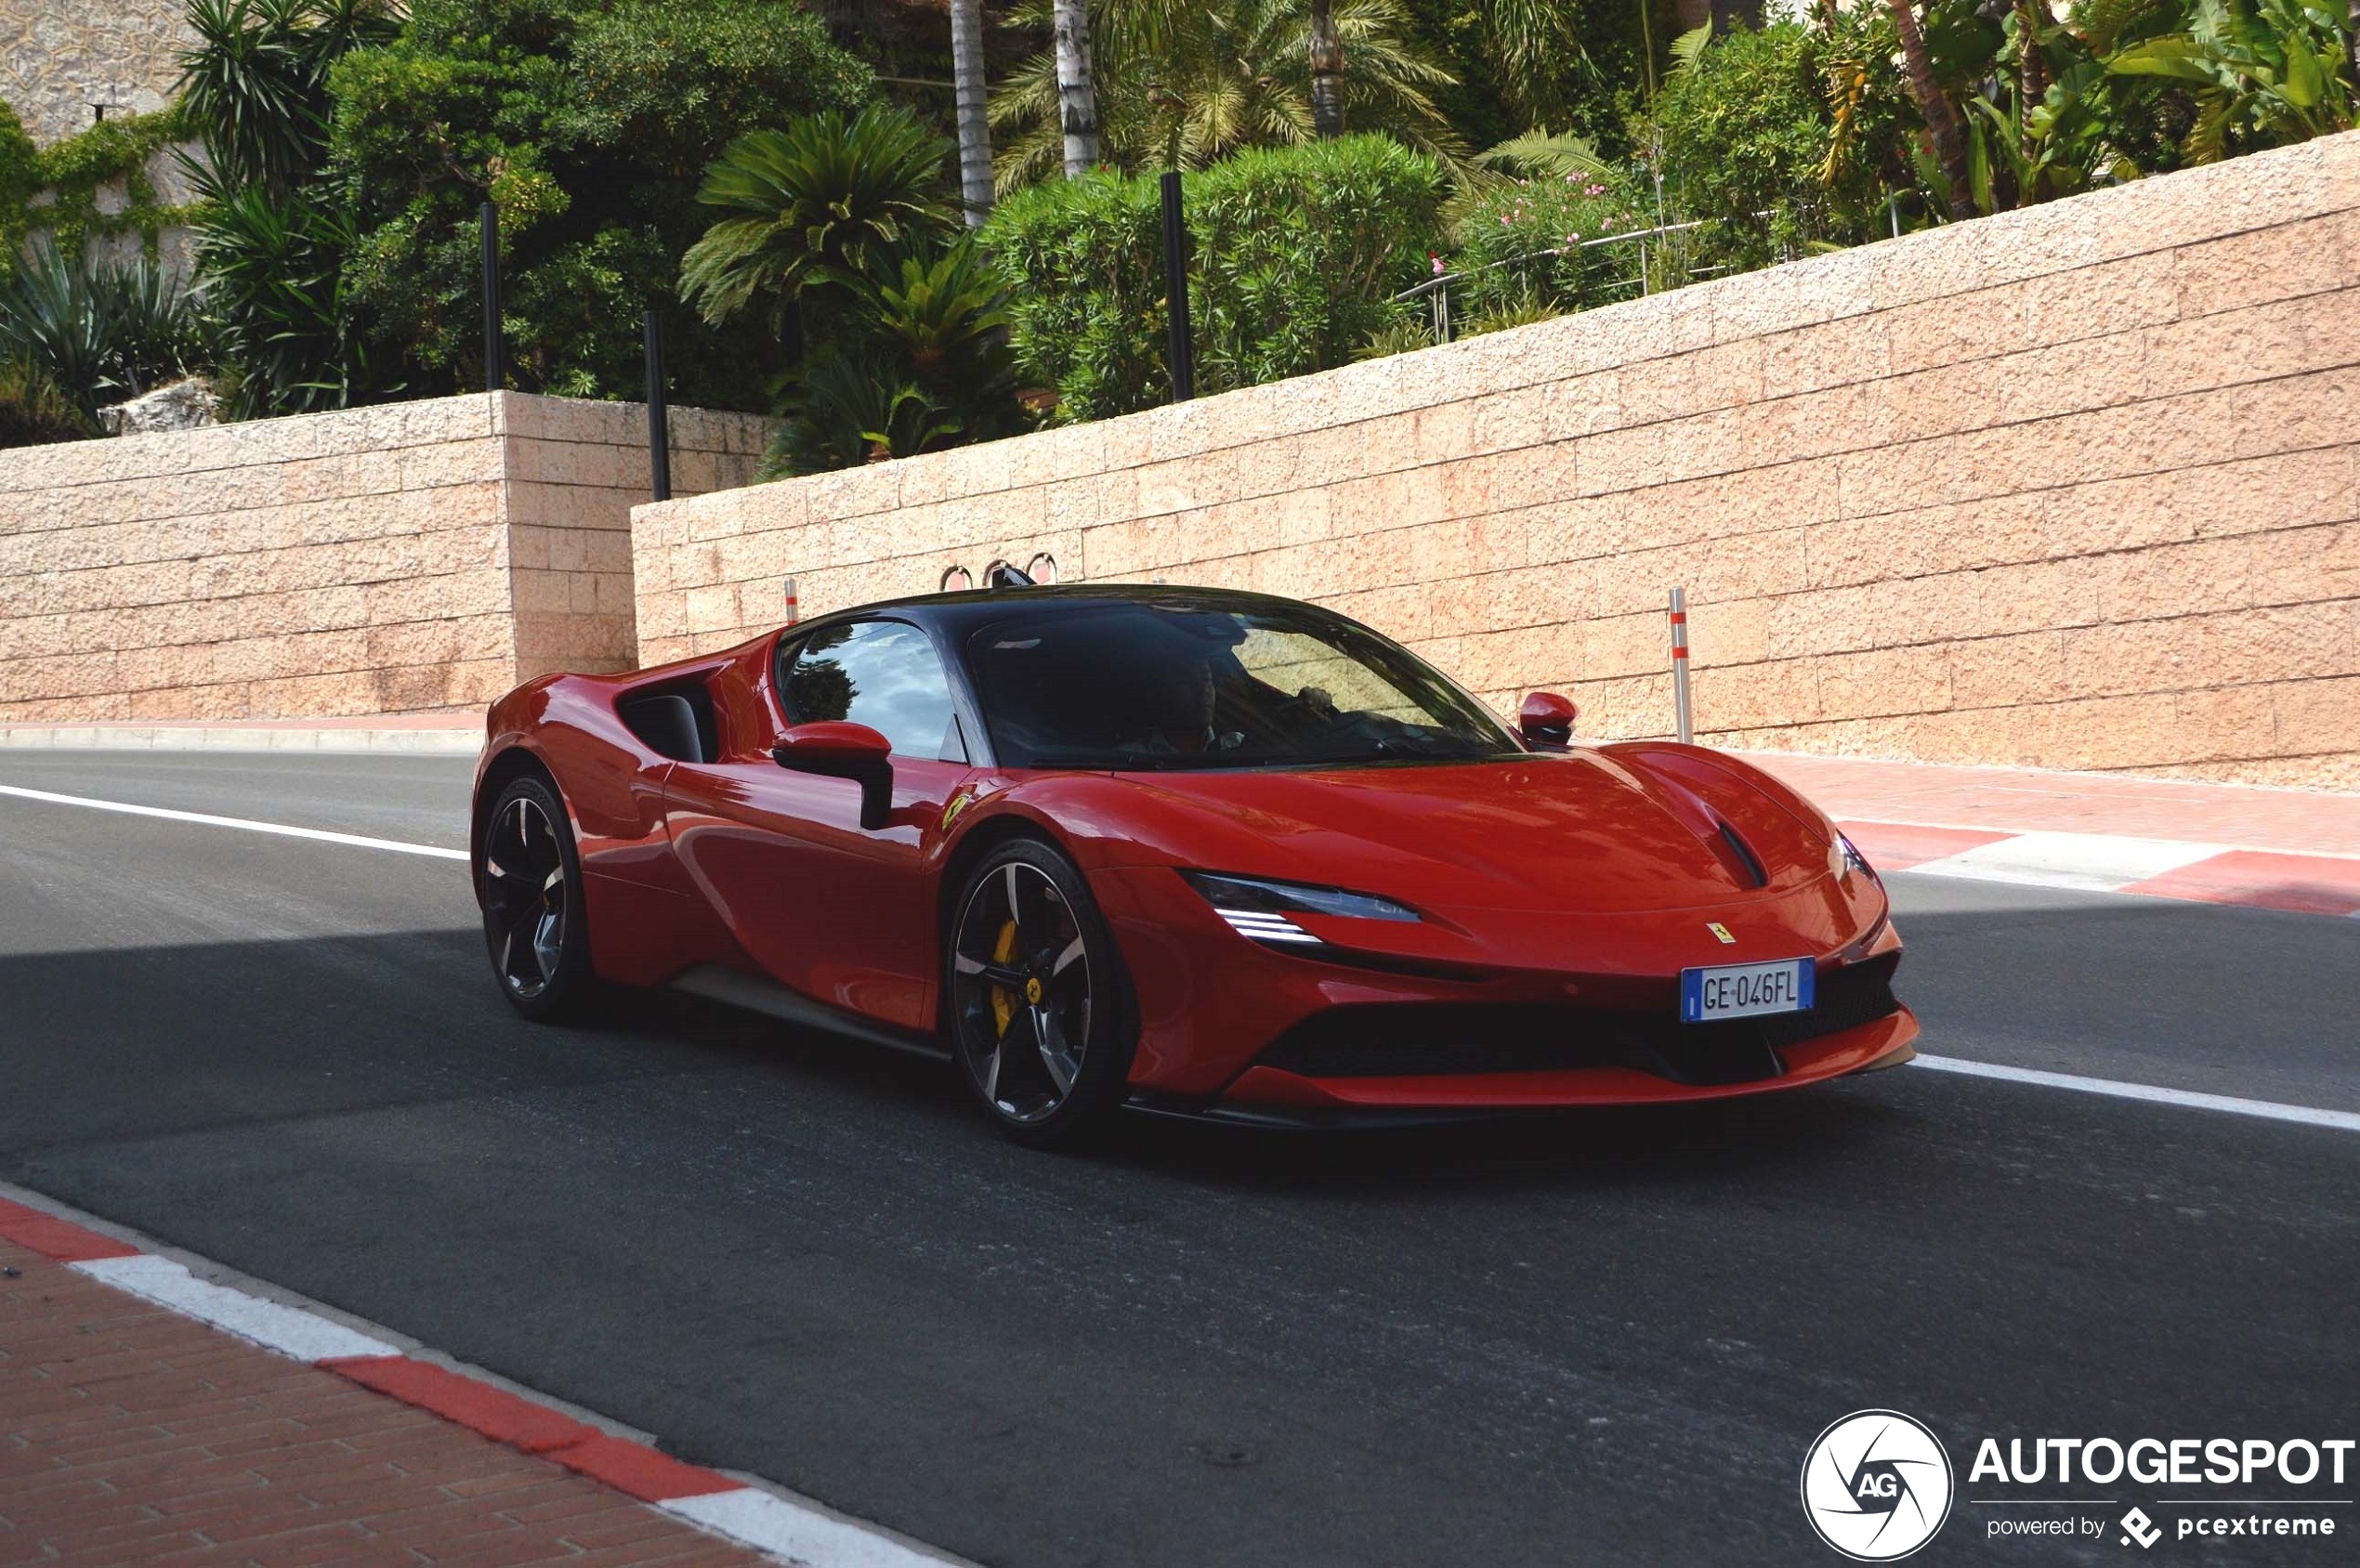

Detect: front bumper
1091,863,1914,1111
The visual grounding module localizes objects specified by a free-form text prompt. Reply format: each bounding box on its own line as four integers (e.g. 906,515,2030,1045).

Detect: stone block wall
0,0,188,144
0,393,767,723
634,132,2360,790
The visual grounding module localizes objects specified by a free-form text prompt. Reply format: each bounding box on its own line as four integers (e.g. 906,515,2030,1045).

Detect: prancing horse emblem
1707,921,1736,944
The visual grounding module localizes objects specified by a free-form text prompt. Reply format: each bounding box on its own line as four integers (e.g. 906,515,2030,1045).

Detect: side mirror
773,722,894,830
1517,691,1577,751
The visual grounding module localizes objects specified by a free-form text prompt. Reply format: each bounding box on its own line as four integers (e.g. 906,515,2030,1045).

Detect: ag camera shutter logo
1801,1409,1956,1561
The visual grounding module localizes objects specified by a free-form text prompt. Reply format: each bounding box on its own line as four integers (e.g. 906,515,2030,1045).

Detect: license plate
1681,958,1815,1023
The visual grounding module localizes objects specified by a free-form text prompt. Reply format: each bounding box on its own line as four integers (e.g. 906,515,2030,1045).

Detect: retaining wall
634,132,2360,789
0,393,767,722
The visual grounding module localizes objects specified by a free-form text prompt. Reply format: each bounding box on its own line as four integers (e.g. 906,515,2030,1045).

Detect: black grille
1255,953,1902,1087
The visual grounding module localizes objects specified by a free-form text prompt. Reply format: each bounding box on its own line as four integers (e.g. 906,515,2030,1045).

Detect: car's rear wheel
947,840,1134,1147
479,775,593,1021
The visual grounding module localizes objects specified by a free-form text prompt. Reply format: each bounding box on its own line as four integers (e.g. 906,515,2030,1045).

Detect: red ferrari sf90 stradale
471,584,1916,1144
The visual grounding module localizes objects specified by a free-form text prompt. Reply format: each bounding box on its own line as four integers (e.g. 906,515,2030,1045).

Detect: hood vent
1716,820,1770,888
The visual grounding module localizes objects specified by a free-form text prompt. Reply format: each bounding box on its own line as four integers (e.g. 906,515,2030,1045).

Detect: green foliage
2110,0,2354,159
765,345,971,475
985,135,1442,420
1189,137,1446,387
177,0,393,198
1449,165,1650,319
176,0,390,415
190,182,383,416
977,172,1168,423
0,356,94,448
1393,0,1657,157
681,107,957,328
990,0,1465,185
0,104,192,264
323,0,872,407
1647,22,1873,268
0,237,210,419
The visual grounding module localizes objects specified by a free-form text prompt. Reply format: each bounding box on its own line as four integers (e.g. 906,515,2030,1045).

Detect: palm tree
679,106,958,327
950,0,996,223
1886,0,1976,216
1308,0,1345,136
990,0,1462,187
1054,0,1104,174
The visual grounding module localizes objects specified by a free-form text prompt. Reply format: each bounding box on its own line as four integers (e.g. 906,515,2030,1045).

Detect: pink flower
1431,253,1446,275
1500,214,1512,226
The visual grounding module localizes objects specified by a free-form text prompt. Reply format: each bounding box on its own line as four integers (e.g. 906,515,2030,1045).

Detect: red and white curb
0,1189,970,1568
1840,819,2360,917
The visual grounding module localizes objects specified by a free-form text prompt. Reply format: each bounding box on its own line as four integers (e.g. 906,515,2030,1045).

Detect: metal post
1669,587,1694,745
642,311,671,503
1160,170,1194,402
781,575,799,625
479,203,504,393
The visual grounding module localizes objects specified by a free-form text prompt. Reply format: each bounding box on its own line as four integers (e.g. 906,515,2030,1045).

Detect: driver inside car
1134,651,1246,756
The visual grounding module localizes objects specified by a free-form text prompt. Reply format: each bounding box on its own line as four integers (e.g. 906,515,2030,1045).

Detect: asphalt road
0,750,2353,1567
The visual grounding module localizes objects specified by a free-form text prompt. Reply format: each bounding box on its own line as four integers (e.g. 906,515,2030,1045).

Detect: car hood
1094,748,1835,915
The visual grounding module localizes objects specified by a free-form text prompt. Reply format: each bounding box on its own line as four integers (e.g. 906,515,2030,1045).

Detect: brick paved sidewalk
1740,751,2360,856
0,1237,767,1568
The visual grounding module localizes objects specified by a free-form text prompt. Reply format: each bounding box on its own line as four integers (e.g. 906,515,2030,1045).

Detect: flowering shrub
1448,170,1654,323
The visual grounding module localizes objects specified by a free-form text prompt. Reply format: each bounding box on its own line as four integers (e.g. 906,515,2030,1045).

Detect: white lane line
0,782,466,860
72,1254,401,1360
660,1489,969,1568
1912,1053,2360,1133
1905,830,2225,893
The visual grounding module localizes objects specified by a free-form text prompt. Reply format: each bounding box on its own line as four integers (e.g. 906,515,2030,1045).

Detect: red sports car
472,584,1916,1144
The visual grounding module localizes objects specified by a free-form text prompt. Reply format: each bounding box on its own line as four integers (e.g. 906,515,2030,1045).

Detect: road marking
1904,830,2227,893
0,782,466,860
1912,1054,2360,1133
661,1488,964,1567
73,1254,401,1361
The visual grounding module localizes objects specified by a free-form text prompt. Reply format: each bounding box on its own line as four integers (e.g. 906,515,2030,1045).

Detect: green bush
979,173,1167,424
0,357,95,448
984,135,1444,421
0,100,192,267
0,237,211,420
323,0,873,408
1189,137,1447,390
1647,22,1880,271
1449,167,1652,322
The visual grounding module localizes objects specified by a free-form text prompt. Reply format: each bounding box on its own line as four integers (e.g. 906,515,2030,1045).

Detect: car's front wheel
947,839,1135,1147
478,774,593,1021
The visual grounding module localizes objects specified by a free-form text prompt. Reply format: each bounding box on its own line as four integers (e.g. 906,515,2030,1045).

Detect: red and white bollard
1669,586,1694,744
781,576,799,626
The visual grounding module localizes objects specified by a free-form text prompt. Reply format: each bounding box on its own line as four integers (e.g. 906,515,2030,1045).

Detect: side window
780,620,966,761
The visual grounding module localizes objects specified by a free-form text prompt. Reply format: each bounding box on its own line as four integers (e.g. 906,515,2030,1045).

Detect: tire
945,838,1137,1147
477,774,595,1021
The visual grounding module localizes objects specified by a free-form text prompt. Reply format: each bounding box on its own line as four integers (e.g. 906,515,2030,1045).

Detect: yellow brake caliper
990,919,1019,1039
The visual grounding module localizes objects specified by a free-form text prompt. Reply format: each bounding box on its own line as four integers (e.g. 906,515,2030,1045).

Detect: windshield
965,600,1518,771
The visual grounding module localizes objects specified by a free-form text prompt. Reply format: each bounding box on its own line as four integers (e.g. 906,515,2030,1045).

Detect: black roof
815,583,1337,637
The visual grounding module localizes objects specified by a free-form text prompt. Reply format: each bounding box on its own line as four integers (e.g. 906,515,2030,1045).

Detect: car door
662,618,975,1032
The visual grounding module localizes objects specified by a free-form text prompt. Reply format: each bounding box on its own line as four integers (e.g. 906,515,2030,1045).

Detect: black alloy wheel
479,775,592,1020
948,839,1135,1146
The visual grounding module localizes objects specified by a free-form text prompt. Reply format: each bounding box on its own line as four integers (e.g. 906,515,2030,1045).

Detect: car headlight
1181,871,1421,947
1832,834,1879,885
